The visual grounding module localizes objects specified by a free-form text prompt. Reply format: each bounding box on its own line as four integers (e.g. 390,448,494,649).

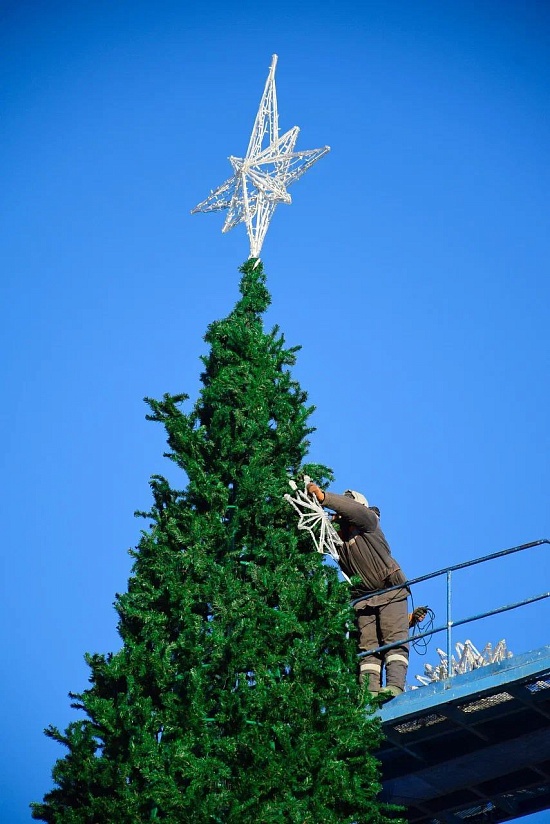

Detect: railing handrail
355,538,550,681
352,538,550,607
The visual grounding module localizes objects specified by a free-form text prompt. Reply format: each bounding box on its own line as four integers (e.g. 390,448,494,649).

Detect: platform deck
378,645,550,823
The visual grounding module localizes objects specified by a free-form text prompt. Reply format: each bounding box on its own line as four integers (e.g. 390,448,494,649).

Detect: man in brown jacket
307,483,409,697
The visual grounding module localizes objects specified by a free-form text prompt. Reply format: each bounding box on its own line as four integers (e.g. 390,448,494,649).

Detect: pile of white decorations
413,640,513,686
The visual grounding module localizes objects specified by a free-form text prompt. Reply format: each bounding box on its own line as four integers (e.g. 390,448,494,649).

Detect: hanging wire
410,604,436,656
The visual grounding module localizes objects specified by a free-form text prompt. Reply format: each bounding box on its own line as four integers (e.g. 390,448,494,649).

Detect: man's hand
408,606,429,627
306,483,325,503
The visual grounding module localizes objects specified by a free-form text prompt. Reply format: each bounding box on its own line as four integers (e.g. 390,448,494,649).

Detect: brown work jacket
322,492,408,607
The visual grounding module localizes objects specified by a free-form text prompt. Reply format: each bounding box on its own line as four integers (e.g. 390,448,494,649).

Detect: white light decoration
191,55,330,259
284,476,350,583
413,640,513,686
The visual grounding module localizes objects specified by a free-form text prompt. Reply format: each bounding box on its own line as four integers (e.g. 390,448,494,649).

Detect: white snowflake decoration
414,639,513,686
284,476,350,583
191,54,330,259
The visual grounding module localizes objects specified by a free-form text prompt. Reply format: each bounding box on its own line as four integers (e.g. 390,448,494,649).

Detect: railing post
446,569,452,680
354,539,549,677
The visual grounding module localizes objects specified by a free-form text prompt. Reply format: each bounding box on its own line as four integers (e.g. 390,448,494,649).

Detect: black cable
411,607,436,655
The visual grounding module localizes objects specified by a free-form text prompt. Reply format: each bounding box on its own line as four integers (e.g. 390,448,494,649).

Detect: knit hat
344,489,369,507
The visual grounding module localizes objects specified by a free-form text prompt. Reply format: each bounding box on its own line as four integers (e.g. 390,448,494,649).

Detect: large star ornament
191,55,330,259
284,476,350,584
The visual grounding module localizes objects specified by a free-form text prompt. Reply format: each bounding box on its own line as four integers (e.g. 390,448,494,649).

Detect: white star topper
191,55,330,259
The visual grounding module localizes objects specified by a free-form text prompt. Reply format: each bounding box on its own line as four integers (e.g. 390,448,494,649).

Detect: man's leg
379,597,409,693
354,602,383,692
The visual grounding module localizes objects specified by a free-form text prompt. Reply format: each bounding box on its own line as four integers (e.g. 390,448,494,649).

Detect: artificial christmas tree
32,259,398,823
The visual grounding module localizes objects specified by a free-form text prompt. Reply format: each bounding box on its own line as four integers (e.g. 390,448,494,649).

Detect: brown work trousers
354,596,409,692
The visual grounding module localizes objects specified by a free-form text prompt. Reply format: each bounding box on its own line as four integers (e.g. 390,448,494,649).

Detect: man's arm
306,484,377,532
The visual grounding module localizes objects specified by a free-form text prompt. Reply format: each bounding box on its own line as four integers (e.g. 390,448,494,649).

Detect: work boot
359,659,382,692
384,651,408,693
378,685,404,704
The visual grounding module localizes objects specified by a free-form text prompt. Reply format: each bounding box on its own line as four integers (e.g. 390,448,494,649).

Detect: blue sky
2,2,550,821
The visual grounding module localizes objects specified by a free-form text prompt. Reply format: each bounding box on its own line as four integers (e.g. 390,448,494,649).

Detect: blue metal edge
379,644,550,724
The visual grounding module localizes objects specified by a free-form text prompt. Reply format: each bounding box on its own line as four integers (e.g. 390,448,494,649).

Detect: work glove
408,606,429,627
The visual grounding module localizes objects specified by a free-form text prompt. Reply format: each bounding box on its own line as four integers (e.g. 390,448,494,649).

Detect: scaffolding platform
378,644,550,822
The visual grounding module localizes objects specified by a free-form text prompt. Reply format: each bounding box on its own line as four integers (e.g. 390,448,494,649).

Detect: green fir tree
32,259,398,824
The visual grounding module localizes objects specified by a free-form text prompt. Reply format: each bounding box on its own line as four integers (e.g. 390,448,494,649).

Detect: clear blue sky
2,2,550,822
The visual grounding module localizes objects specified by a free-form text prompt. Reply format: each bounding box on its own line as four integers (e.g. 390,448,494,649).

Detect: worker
306,483,412,699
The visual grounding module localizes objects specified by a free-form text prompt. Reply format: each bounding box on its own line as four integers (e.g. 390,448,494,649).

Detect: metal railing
355,538,550,680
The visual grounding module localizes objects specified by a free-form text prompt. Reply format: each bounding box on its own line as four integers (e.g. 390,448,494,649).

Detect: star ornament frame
191,55,330,259
284,476,351,584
